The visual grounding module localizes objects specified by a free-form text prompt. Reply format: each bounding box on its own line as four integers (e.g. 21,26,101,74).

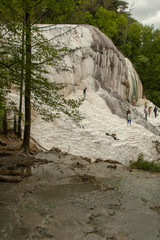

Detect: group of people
83,87,159,125
126,103,159,125
144,103,158,120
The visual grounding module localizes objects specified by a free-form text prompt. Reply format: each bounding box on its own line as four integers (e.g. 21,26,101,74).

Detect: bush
130,153,160,172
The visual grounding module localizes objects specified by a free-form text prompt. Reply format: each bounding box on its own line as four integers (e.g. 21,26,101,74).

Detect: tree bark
14,111,17,134
18,15,25,139
3,109,7,136
22,1,32,152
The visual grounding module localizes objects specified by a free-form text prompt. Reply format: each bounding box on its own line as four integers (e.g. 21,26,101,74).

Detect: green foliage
130,153,160,172
72,11,95,25
119,42,132,57
37,0,84,24
122,22,142,58
113,19,160,107
113,13,128,45
144,91,160,107
95,7,118,38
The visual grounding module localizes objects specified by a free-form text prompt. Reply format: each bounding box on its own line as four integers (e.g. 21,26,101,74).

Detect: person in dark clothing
126,109,131,125
153,106,158,118
83,87,87,99
106,133,119,140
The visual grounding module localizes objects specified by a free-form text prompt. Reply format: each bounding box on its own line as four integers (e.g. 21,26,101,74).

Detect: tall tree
22,0,32,151
0,0,83,152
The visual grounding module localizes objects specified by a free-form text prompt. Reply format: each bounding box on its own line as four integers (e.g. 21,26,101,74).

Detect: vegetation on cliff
130,153,160,172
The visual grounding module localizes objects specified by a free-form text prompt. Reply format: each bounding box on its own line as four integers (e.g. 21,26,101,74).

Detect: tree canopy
0,0,83,152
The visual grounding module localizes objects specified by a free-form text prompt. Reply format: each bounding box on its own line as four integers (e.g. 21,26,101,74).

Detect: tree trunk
18,17,25,139
22,2,31,152
14,111,17,134
3,110,7,136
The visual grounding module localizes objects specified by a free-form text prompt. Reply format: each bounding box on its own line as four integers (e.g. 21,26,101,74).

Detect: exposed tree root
16,149,33,157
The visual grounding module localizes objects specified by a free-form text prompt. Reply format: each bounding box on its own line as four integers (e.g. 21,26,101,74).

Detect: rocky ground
0,134,160,240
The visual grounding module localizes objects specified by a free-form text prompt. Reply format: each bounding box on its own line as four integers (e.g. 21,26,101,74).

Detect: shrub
130,153,160,172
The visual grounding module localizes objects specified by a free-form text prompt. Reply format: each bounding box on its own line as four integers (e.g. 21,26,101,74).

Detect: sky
126,0,160,29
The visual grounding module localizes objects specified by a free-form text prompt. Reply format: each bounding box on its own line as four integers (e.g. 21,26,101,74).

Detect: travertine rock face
42,24,143,102
7,25,160,164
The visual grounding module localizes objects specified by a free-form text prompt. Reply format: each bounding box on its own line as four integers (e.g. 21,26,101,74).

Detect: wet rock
100,184,114,191
1,151,160,240
109,210,116,216
82,157,92,163
71,161,85,170
107,164,117,169
115,231,134,240
83,232,105,240
150,205,160,214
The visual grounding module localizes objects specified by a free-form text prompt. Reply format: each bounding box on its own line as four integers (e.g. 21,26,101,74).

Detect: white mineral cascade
12,25,160,164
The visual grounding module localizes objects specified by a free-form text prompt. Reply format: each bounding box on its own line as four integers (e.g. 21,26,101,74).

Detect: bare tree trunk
14,111,17,134
18,16,25,139
3,109,7,136
22,1,31,152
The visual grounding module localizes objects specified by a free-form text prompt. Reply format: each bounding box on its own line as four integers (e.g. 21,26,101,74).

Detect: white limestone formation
9,24,160,164
42,24,143,102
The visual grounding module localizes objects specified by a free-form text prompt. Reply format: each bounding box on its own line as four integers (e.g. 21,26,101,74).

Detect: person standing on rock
153,106,158,118
148,106,152,117
144,102,147,110
83,87,87,99
144,102,148,120
126,108,132,125
144,108,148,120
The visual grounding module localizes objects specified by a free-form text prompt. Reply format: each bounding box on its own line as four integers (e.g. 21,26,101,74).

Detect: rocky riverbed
0,147,160,240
